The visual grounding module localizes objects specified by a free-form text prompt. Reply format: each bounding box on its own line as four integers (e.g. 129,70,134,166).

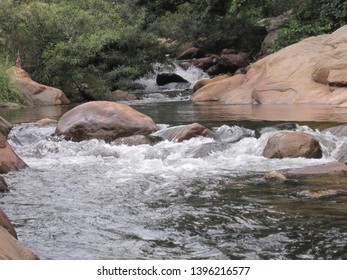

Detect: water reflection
2,102,347,127
0,104,74,124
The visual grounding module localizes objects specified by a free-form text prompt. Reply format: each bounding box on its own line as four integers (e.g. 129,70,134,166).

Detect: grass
0,60,24,104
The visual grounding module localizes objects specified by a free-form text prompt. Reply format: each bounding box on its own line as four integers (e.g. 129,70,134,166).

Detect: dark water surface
1,99,347,259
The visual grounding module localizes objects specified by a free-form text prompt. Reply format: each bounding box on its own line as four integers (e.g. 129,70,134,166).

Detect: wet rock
0,208,17,239
156,73,189,86
188,142,227,158
36,118,58,126
285,161,347,176
56,101,158,142
263,131,322,159
0,134,28,174
113,135,161,146
8,66,70,106
264,171,287,182
152,123,210,142
323,124,347,137
0,176,10,192
0,226,39,260
211,125,254,143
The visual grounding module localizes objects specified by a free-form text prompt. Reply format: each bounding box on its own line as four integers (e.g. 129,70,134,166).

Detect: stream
1,65,347,260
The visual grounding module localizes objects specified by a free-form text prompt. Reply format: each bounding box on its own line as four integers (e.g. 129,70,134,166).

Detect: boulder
0,226,39,260
152,123,210,142
0,176,9,192
36,118,58,126
109,90,138,102
258,10,293,55
217,53,248,73
176,46,205,60
0,208,17,239
285,161,347,176
190,56,217,71
192,74,246,102
0,134,28,174
8,66,70,106
156,73,189,86
264,171,287,182
192,25,347,106
56,101,158,142
263,131,322,159
193,74,231,93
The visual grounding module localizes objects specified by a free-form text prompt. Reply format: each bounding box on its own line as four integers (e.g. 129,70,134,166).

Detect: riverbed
1,93,347,259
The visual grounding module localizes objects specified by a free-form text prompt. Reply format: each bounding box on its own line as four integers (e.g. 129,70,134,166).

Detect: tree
0,0,166,100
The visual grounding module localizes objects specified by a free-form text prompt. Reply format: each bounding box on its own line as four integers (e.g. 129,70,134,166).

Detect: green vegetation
0,0,346,101
0,60,23,104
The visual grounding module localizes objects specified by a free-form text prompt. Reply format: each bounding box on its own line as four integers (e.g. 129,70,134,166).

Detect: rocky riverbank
191,25,347,106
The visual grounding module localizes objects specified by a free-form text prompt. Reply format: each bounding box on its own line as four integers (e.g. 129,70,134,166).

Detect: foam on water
3,122,346,259
8,123,339,181
134,61,209,93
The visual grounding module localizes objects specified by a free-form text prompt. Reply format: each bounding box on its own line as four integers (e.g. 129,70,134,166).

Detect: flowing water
1,65,347,260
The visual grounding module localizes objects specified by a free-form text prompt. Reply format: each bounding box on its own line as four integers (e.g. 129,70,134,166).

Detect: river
1,67,347,260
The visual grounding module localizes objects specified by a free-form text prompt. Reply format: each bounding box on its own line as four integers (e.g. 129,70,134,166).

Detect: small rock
264,171,287,182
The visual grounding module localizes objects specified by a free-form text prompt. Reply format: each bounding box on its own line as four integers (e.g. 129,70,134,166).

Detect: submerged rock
264,171,287,182
56,101,158,142
323,123,347,137
152,123,210,142
263,131,322,159
285,161,347,176
113,135,161,146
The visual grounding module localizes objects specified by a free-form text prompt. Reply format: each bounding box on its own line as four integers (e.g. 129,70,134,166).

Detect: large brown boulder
263,131,322,159
8,66,70,106
153,123,210,142
0,226,39,260
0,134,27,174
56,101,158,142
192,25,347,106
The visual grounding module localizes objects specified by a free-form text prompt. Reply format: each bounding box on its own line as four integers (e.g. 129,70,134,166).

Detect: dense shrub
0,0,166,100
0,60,23,104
